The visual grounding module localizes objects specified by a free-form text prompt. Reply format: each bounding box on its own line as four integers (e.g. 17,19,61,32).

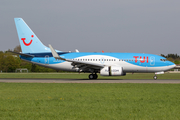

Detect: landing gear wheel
153,76,157,80
93,74,98,79
89,74,94,79
89,74,98,79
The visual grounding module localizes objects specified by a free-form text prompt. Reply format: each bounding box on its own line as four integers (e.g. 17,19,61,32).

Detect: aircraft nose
168,61,174,65
168,61,176,68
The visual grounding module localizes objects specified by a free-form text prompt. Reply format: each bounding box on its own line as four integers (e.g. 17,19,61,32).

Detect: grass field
0,83,180,120
0,73,180,119
0,72,180,79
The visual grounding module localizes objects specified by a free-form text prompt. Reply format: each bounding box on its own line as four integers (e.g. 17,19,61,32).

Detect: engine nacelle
100,66,126,76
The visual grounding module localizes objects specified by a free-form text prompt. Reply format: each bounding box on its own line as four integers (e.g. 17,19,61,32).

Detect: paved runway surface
0,79,180,83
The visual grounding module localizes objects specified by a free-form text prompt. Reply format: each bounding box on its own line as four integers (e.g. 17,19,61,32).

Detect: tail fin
14,18,53,53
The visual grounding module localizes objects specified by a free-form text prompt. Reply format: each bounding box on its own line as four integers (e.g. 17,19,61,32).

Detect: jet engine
100,66,126,76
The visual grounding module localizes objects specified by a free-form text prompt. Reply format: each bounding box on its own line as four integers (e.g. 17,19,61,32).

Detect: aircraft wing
8,51,34,57
49,45,104,71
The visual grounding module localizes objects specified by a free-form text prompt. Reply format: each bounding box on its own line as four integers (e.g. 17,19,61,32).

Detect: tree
13,45,22,53
0,52,4,72
31,64,37,72
3,55,20,72
20,60,32,71
160,54,166,58
174,60,180,65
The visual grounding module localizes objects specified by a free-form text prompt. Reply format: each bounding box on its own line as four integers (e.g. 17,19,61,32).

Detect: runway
0,79,180,83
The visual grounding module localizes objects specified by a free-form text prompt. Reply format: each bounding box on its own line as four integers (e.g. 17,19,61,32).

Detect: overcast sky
0,0,180,55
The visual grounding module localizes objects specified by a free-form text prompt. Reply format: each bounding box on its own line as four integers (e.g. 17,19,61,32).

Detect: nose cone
168,61,176,69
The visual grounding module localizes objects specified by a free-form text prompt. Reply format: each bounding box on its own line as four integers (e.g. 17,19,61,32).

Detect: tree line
0,45,179,72
0,51,58,72
161,54,180,64
0,45,58,72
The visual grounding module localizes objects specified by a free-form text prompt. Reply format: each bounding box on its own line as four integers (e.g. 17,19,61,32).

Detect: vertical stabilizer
14,18,53,53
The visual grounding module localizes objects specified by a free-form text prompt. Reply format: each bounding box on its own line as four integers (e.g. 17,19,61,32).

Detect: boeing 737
13,18,176,80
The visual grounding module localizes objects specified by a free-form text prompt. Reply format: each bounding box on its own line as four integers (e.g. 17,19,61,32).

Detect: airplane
13,18,176,80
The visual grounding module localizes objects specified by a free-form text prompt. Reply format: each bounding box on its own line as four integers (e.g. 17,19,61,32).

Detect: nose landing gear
153,75,157,80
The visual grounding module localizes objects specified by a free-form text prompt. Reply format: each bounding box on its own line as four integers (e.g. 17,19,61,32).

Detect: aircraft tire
153,76,157,80
89,74,94,79
93,74,98,79
89,74,98,79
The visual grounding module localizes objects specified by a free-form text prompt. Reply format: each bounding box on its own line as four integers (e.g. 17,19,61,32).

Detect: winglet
75,49,79,53
49,44,66,60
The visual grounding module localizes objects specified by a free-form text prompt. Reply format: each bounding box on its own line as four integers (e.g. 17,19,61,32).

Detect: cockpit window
160,59,167,61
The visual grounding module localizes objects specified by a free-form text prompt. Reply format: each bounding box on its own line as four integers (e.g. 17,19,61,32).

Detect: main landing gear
89,73,98,79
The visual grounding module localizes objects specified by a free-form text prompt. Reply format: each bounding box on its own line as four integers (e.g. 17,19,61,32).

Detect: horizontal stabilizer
8,51,34,57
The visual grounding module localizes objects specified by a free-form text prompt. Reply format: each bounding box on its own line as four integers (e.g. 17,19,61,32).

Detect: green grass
0,73,180,79
0,83,180,120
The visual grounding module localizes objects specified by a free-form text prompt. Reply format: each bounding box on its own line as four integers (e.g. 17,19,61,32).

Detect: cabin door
150,56,155,66
45,55,49,64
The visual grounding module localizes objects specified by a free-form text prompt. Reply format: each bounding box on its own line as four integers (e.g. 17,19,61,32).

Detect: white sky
0,0,180,55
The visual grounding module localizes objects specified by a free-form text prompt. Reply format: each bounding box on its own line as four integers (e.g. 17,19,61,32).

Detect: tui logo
21,35,33,46
133,56,149,63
